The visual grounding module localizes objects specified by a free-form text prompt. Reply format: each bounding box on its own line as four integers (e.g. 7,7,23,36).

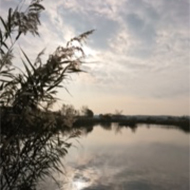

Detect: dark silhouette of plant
81,106,94,118
114,109,123,116
0,0,94,189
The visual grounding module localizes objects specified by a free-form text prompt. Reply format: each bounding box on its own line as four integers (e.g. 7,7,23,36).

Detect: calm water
39,124,189,190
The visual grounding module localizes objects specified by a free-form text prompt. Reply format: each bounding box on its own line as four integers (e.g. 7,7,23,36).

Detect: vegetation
0,1,189,189
74,113,189,133
0,0,94,189
81,106,94,118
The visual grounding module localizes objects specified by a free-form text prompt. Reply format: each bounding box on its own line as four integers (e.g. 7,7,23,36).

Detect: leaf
0,49,5,54
1,72,14,78
1,41,8,49
8,8,12,31
30,3,45,10
21,58,32,78
34,48,46,67
20,48,36,72
0,79,10,83
0,16,7,32
15,31,22,40
49,90,57,94
0,28,2,41
0,82,4,90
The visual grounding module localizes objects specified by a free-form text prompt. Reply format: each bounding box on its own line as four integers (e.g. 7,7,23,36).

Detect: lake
38,123,189,190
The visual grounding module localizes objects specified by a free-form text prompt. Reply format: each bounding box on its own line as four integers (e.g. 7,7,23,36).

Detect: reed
0,0,94,189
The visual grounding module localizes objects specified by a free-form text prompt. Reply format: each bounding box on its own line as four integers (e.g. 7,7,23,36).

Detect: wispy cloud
1,0,189,114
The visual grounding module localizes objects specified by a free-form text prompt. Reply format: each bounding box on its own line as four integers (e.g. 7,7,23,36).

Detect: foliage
114,109,123,116
61,104,79,117
0,0,94,189
61,104,79,127
81,106,94,118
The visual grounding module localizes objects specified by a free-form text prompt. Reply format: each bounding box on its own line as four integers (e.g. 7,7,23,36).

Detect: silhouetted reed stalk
0,0,94,189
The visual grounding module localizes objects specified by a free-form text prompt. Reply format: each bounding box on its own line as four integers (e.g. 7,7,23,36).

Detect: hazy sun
73,179,88,190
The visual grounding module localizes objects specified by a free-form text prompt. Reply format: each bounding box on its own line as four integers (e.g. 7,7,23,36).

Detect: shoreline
73,115,190,132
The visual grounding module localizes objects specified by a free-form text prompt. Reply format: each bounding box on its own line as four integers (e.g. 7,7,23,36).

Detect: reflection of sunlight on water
38,125,189,190
62,151,127,190
72,179,88,190
61,125,190,190
63,167,99,190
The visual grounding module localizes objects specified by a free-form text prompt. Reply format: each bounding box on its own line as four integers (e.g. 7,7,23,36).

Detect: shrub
81,106,94,118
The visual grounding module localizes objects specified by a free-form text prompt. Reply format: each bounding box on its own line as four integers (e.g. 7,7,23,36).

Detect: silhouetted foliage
81,106,94,118
0,1,94,189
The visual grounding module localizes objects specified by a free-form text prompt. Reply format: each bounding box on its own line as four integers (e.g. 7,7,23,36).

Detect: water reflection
61,123,189,190
2,118,188,190
77,120,189,135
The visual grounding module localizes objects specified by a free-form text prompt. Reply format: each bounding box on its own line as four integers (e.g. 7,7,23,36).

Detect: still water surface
39,124,189,190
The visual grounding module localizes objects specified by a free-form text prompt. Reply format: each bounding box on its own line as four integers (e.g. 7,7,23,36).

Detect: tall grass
0,0,94,189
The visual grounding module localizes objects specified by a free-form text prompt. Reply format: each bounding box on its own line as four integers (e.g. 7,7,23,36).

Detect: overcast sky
1,0,189,115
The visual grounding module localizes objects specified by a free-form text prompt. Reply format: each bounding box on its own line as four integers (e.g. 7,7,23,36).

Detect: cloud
57,6,119,50
62,141,189,190
1,0,189,114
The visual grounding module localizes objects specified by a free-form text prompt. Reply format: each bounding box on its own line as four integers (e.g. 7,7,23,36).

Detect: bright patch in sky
1,0,189,115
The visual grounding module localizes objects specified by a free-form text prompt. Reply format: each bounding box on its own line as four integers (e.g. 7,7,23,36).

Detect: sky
0,0,189,116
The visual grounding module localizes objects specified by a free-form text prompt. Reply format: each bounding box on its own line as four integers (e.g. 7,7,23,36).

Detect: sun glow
72,179,88,190
66,166,99,190
83,46,96,57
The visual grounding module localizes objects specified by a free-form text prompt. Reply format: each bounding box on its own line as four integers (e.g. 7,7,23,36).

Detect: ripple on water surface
38,124,189,190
